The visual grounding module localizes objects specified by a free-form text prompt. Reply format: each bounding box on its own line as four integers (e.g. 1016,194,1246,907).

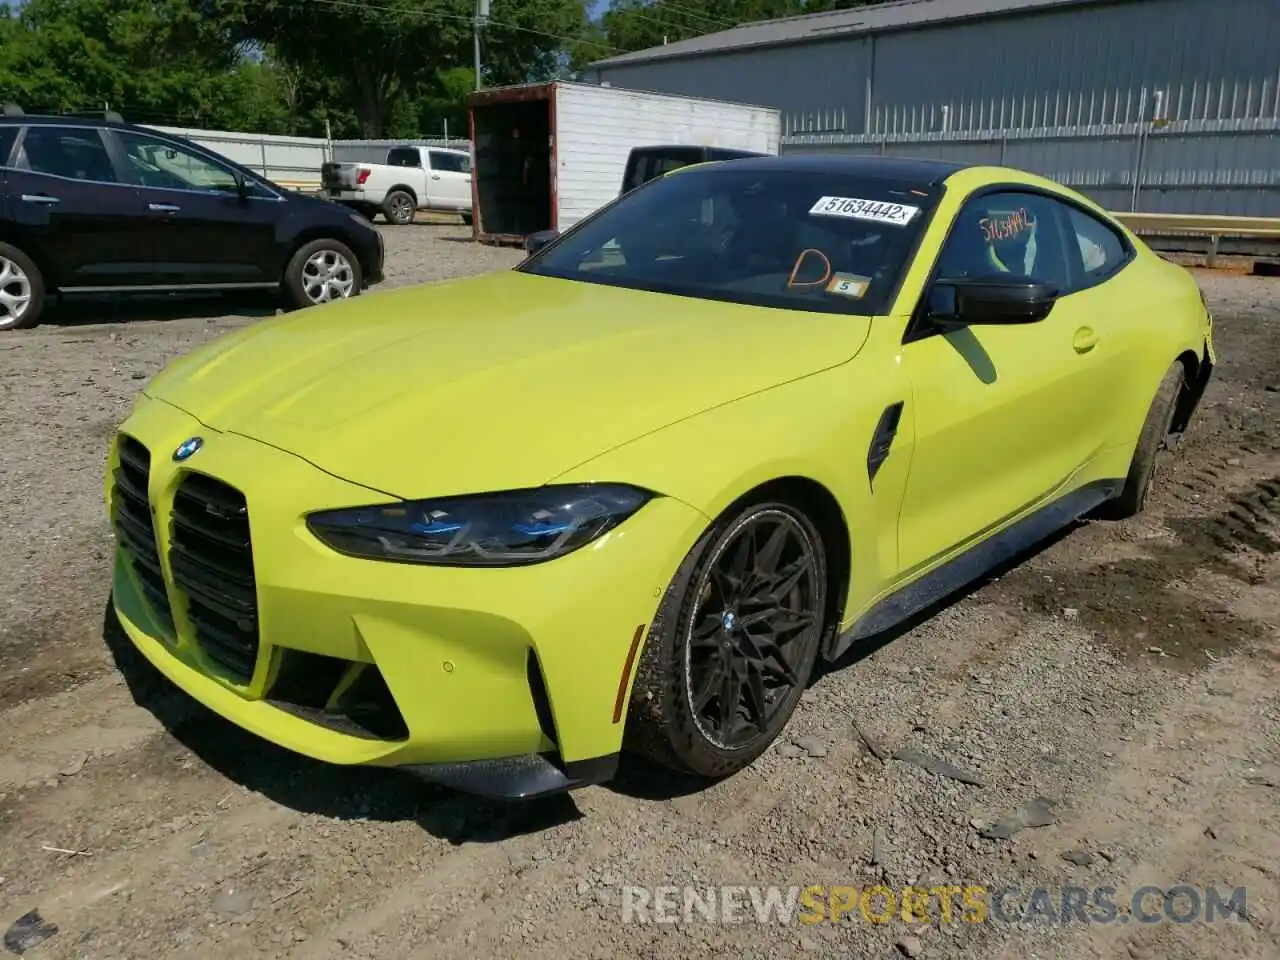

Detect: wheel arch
280,227,369,281
1169,345,1212,436
706,474,853,656
0,234,54,290
385,184,418,205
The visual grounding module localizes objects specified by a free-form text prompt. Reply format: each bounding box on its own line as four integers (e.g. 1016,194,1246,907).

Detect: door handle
149,203,181,213
20,194,60,204
1073,327,1100,353
431,174,441,180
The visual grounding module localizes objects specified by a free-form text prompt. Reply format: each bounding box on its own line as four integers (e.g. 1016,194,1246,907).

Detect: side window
428,151,464,173
19,127,119,183
935,190,1072,291
116,132,239,193
0,127,17,167
387,148,421,168
1065,206,1128,282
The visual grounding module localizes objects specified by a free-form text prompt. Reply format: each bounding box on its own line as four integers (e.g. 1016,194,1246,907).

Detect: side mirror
525,229,560,254
928,277,1058,325
233,172,250,200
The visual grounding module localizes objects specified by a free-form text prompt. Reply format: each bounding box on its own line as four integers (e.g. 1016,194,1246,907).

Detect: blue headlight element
306,484,654,567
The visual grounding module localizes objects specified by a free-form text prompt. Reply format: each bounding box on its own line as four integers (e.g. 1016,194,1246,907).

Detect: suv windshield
519,167,940,315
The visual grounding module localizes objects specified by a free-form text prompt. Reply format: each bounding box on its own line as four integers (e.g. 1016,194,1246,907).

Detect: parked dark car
619,144,769,194
0,106,385,330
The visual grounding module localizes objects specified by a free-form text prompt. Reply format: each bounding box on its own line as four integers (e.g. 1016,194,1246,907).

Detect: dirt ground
0,223,1276,960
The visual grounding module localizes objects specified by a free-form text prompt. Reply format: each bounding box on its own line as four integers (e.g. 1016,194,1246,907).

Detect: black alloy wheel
627,501,827,778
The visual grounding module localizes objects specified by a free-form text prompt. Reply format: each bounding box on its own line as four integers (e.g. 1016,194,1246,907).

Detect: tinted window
429,150,468,173
1066,206,1128,280
387,148,421,168
935,191,1071,291
116,132,241,193
0,127,17,167
624,149,701,192
520,168,940,316
20,127,118,182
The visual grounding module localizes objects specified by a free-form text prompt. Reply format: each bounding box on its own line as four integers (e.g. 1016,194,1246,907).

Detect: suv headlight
307,484,653,567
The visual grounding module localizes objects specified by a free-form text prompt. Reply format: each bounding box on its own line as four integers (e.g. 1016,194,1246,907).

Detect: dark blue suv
0,106,385,330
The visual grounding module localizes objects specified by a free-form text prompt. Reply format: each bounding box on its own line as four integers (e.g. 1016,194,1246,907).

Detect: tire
281,238,363,310
625,499,828,779
383,190,415,225
0,241,46,331
1094,362,1186,520
461,211,473,227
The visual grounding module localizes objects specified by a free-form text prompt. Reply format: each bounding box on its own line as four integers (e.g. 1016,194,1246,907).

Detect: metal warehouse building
584,0,1280,215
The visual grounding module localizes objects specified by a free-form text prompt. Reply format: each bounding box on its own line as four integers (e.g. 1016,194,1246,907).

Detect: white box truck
466,80,781,244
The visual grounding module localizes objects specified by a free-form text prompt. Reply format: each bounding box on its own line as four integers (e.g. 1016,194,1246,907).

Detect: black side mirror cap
525,229,560,254
929,277,1058,325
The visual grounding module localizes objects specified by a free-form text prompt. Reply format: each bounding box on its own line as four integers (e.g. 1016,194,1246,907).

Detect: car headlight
307,484,653,566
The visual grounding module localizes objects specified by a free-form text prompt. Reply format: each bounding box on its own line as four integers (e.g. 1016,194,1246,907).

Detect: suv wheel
0,242,45,331
283,239,363,309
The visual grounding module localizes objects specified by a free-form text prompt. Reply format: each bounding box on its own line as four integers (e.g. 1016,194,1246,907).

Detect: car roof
2,113,125,127
685,152,970,186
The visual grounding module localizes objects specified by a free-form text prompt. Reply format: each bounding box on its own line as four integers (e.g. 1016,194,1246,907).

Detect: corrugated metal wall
591,38,873,134
784,119,1280,215
592,0,1280,214
867,0,1279,135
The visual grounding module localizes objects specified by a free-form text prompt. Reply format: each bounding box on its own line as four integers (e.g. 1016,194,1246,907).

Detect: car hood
144,271,870,499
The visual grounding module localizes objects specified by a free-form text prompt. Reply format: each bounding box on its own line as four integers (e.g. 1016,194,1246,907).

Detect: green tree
211,0,591,138
0,0,293,131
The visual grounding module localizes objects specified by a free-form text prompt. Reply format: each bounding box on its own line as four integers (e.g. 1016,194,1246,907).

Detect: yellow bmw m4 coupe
106,155,1215,800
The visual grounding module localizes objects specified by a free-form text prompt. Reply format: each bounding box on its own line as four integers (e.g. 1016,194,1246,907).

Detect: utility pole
474,0,490,90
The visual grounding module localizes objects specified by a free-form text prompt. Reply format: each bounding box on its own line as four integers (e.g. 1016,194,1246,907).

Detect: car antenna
1,103,23,117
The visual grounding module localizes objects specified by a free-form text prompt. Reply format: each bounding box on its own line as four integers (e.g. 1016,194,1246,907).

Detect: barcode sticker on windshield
809,196,920,226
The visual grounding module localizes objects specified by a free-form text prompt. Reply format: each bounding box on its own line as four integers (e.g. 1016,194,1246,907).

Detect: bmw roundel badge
173,436,204,462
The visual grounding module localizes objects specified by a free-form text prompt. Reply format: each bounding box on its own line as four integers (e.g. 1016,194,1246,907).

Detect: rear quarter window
1065,206,1130,282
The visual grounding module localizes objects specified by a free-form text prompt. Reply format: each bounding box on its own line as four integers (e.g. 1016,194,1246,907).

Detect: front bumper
107,396,707,797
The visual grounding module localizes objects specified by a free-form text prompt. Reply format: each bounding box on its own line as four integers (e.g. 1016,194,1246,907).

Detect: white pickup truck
321,145,473,226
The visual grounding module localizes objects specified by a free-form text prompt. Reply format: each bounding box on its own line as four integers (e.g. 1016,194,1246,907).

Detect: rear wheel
282,238,363,309
383,190,415,225
625,500,827,778
0,242,45,331
1095,362,1185,520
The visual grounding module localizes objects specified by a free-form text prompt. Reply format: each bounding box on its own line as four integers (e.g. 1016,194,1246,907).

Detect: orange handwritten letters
980,208,1035,243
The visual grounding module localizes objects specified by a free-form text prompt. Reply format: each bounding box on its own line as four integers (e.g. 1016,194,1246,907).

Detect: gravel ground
0,223,1277,960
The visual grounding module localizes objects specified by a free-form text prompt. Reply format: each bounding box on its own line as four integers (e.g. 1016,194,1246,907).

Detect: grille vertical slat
168,473,260,682
111,436,174,634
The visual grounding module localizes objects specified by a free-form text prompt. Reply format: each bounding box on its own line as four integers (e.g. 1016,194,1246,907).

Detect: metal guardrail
1111,212,1280,266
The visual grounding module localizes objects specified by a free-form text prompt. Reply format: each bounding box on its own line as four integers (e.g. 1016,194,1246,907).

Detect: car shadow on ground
101,601,583,844
41,293,279,328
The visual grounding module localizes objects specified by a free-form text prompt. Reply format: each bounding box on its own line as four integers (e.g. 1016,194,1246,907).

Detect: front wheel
625,500,828,779
282,239,363,309
0,242,46,331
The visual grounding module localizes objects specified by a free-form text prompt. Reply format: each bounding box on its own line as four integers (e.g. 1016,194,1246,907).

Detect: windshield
518,166,941,315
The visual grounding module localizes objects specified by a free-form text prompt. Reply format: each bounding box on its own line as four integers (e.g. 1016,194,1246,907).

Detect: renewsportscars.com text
620,884,1249,926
